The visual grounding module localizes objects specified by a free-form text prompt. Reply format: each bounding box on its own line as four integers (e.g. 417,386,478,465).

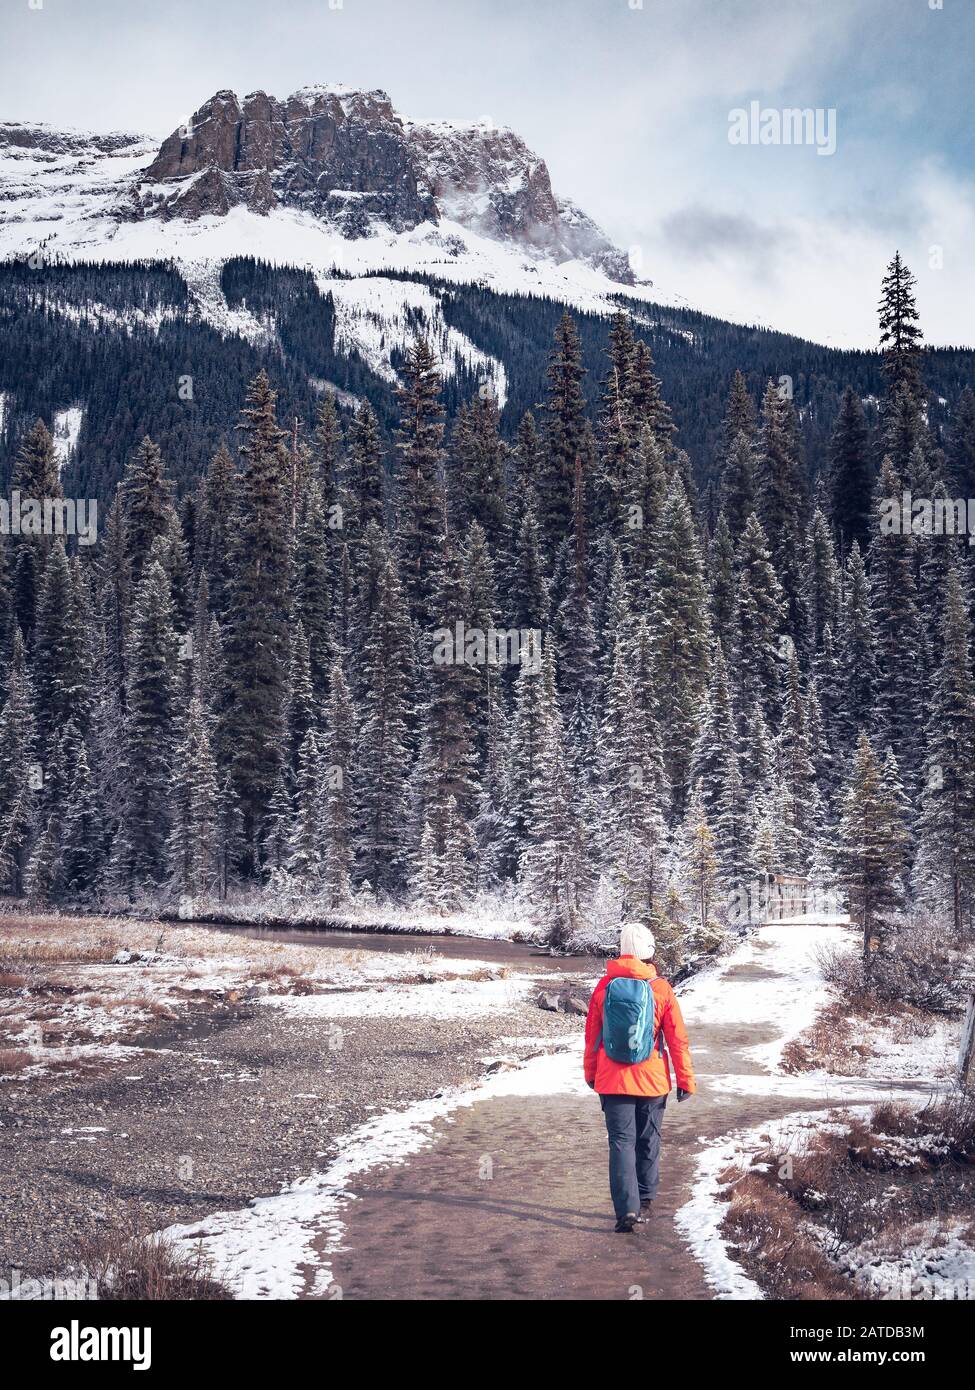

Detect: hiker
584,921,696,1233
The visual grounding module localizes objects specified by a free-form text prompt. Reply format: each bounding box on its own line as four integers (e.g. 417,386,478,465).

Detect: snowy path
168,924,942,1299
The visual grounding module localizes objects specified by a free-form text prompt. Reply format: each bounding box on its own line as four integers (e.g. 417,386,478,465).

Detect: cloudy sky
2,0,972,347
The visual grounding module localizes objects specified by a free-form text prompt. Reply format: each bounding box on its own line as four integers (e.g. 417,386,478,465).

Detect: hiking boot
614,1212,640,1233
640,1198,654,1215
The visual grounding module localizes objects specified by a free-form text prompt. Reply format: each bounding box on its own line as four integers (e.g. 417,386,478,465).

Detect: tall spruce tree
879,252,924,405
222,371,291,864
916,568,975,932
395,336,447,628
539,311,587,562
828,387,872,559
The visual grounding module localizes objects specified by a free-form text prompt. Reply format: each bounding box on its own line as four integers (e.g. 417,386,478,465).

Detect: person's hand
587,1079,596,1090
677,1088,692,1102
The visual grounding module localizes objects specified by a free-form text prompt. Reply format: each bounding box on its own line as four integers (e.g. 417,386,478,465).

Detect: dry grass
76,1226,232,1301
782,995,938,1075
0,1048,32,1073
720,1170,859,1300
720,1097,975,1299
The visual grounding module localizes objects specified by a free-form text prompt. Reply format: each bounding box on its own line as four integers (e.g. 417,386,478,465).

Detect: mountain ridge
0,83,636,288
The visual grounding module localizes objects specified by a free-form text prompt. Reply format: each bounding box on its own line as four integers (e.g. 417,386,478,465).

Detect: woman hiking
584,921,697,1233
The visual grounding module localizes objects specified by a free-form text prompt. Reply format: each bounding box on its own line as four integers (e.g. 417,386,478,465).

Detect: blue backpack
600,977,663,1064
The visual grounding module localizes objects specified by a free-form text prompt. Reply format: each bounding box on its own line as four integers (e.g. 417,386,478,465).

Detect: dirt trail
320,928,930,1301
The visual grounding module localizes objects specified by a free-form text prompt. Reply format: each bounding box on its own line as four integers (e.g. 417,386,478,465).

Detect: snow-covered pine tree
827,387,872,561
522,642,585,938
287,728,325,885
596,638,667,918
32,540,94,753
915,567,975,933
168,694,220,902
222,370,291,864
59,720,104,900
355,552,415,895
417,536,479,866
947,386,975,497
292,479,334,703
648,476,711,814
112,560,179,896
538,311,587,563
395,336,447,629
707,513,737,650
345,400,385,540
462,520,500,763
554,455,598,710
720,370,757,459
680,792,720,941
451,392,507,549
834,731,910,973
284,620,316,774
776,651,821,874
12,418,62,500
313,391,343,514
878,251,924,405
119,436,177,598
835,542,880,757
755,381,807,649
627,338,676,454
868,456,924,801
322,656,355,906
732,511,786,727
803,508,841,658
719,432,757,544
196,443,238,621
595,310,637,535
620,427,668,595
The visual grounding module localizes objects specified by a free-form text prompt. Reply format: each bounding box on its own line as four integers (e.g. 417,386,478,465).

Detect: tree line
1,252,974,964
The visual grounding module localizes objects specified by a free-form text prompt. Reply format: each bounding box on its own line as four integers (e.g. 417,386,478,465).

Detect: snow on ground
679,923,854,1072
22,294,181,337
263,974,532,1021
675,1110,861,1301
199,890,540,942
52,406,83,469
322,274,508,404
854,1013,958,1083
836,1218,975,1300
163,1042,584,1298
679,1107,975,1302
694,1070,937,1104
178,258,275,346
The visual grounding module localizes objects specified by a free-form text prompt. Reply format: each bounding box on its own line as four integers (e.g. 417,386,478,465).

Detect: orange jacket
584,956,697,1096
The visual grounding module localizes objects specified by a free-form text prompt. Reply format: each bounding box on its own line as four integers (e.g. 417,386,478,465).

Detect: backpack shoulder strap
651,978,666,1056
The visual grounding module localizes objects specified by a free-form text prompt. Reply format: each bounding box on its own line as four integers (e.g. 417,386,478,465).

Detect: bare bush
817,918,965,1015
76,1228,231,1301
0,1049,31,1073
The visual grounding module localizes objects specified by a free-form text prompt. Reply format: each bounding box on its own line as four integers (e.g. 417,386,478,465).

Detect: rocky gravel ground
0,913,585,1284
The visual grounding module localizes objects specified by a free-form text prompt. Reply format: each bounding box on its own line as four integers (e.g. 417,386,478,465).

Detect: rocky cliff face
134,86,437,233
405,120,631,281
129,84,632,278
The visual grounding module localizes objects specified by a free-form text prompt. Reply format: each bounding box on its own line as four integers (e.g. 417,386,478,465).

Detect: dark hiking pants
600,1093,667,1220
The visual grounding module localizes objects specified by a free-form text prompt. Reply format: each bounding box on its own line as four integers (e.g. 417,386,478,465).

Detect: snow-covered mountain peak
0,84,636,284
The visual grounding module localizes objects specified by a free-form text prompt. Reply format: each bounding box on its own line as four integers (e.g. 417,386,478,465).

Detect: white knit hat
620,921,656,961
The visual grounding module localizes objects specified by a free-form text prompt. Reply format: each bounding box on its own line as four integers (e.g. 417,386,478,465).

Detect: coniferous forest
2,252,975,967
